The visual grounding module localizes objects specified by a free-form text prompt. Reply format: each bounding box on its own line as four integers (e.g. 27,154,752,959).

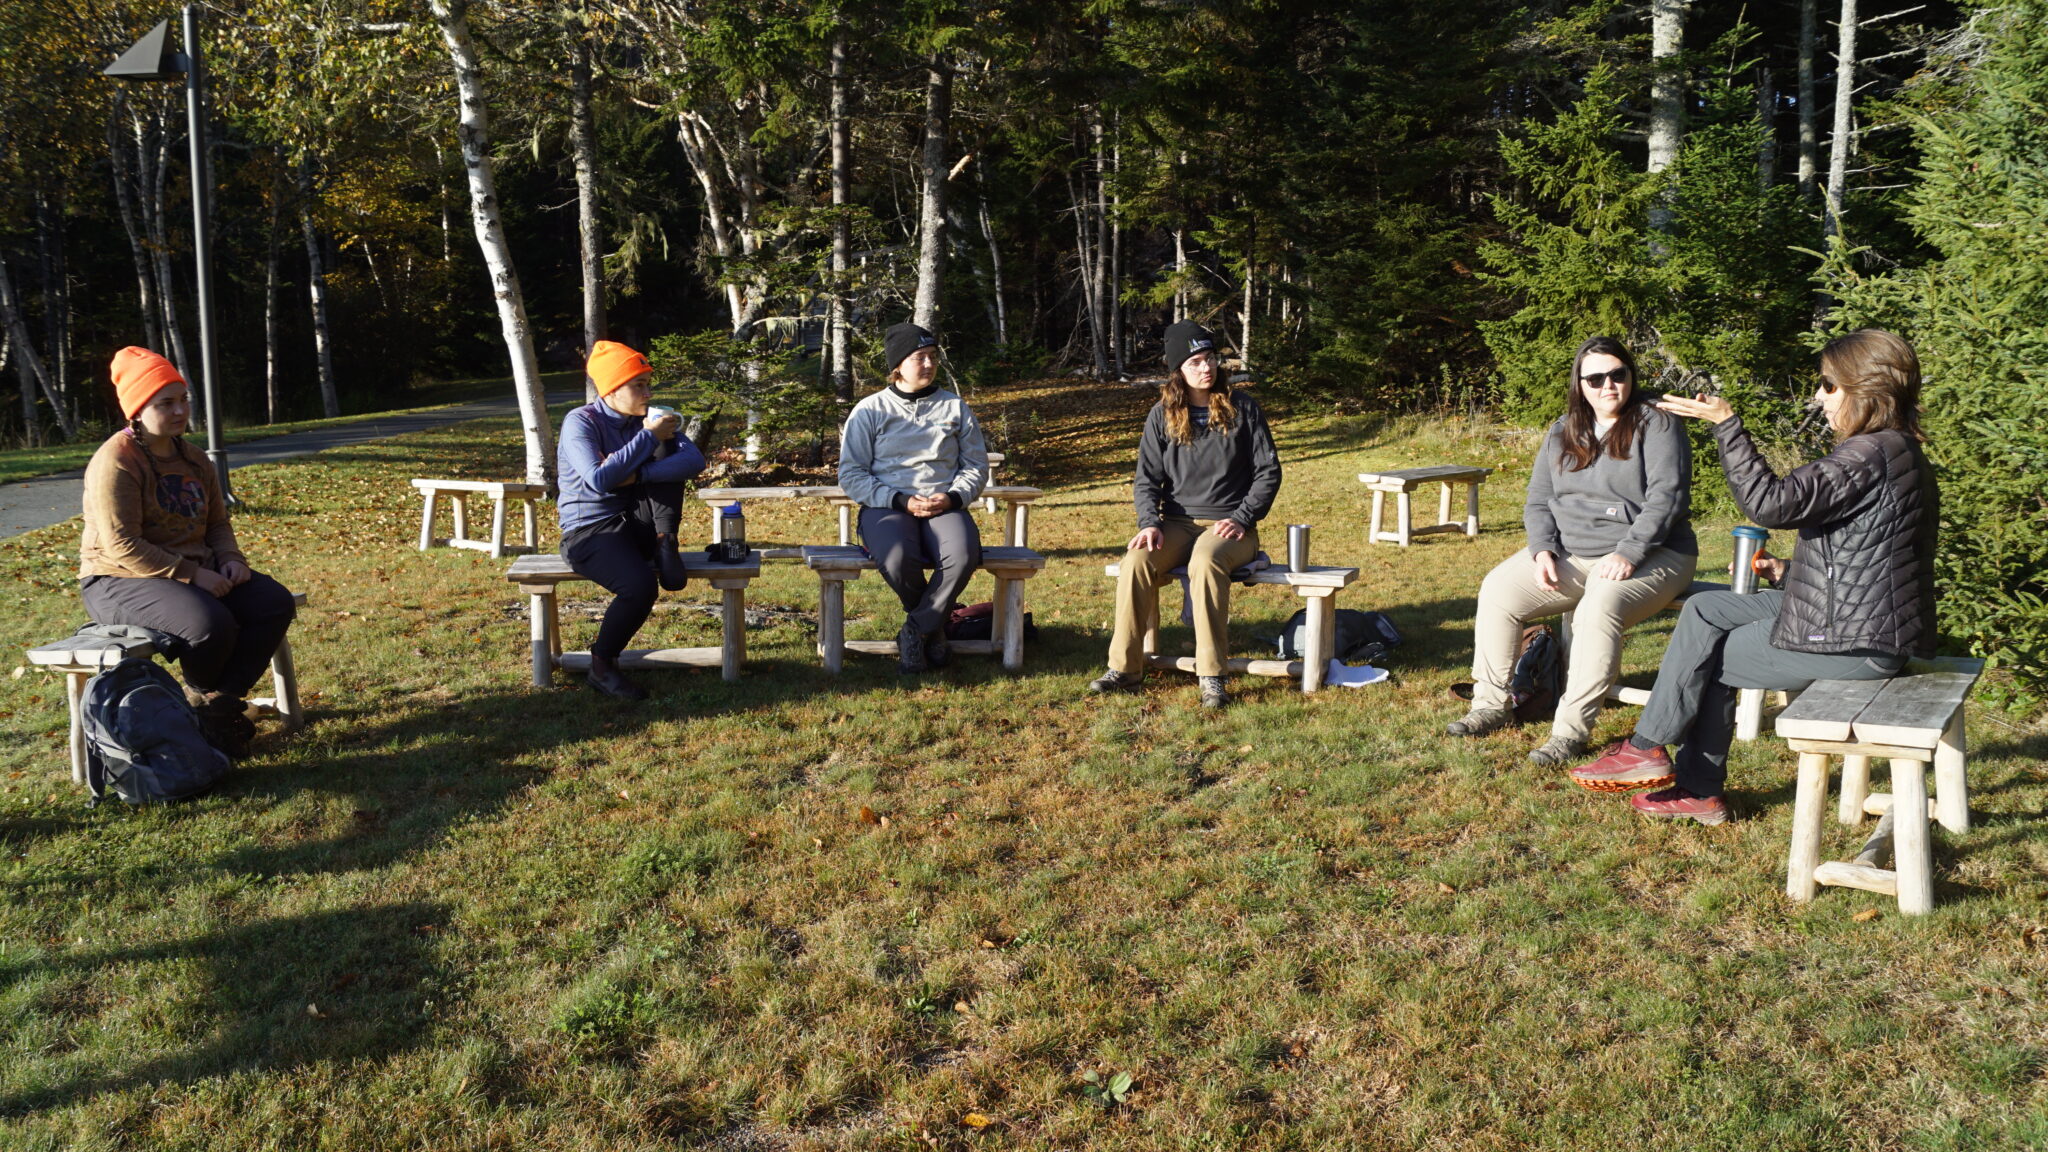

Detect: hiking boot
1569,739,1676,793
1087,668,1143,695
197,694,257,760
653,534,688,592
586,653,647,701
1446,706,1514,737
1199,676,1230,710
897,618,928,674
924,627,951,669
1528,735,1587,766
1630,786,1731,826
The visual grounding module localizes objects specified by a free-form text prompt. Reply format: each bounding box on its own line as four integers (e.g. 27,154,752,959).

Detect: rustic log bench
1775,656,1985,916
1101,560,1363,692
504,552,761,687
412,479,545,559
696,483,1045,553
26,590,311,785
1356,465,1493,546
802,545,1046,672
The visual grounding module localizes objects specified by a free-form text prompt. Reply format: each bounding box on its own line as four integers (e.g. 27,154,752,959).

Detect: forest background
0,0,2043,697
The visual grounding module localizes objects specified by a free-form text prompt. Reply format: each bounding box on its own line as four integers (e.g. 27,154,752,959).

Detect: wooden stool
1774,657,1984,916
26,591,311,785
804,545,1046,671
412,480,545,559
505,552,760,686
1102,561,1361,692
1357,466,1492,546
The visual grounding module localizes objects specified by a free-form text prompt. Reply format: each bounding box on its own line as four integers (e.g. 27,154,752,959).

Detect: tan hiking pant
1108,516,1261,678
1471,546,1698,740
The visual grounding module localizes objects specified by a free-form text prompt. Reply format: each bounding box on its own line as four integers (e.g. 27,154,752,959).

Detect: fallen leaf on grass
330,973,359,991
306,1003,328,1019
1853,908,1882,922
953,1000,972,1014
2022,925,2044,948
1437,882,1457,894
961,1113,993,1129
858,805,880,825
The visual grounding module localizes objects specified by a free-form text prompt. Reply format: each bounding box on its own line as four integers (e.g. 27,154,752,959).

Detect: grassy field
1,380,2043,1150
0,371,580,486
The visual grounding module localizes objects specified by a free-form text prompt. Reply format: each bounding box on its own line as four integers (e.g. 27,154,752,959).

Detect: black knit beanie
1162,320,1220,377
884,323,940,377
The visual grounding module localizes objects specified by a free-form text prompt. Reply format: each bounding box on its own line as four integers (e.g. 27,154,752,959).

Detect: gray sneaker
1445,706,1514,737
1087,668,1143,694
1199,676,1230,709
896,618,928,674
1528,735,1587,766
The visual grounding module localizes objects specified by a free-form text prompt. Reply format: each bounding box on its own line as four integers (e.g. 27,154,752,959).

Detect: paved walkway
1,390,578,539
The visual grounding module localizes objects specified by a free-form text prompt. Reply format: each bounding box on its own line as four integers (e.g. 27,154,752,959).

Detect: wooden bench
1102,560,1362,692
697,484,1046,552
1775,657,1984,916
505,552,761,687
412,479,545,559
803,545,1046,671
1357,465,1493,546
26,590,310,785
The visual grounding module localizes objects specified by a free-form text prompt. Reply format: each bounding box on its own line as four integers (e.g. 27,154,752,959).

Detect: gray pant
858,506,982,634
1638,589,1902,797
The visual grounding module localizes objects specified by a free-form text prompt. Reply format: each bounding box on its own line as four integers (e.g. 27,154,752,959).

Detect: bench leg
1786,751,1830,903
1300,589,1334,693
489,496,509,559
999,576,1026,670
1934,709,1968,834
1735,687,1764,742
819,576,846,674
1368,490,1384,545
530,591,556,687
1395,491,1413,547
523,499,538,550
67,670,88,785
1465,481,1480,537
1438,482,1452,529
1838,754,1872,825
838,504,852,548
721,586,745,683
451,493,469,545
270,637,304,731
1010,504,1029,550
1891,756,1934,915
418,491,437,551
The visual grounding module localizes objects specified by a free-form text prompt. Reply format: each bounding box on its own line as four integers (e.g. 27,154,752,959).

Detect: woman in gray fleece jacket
1448,336,1699,764
838,323,989,673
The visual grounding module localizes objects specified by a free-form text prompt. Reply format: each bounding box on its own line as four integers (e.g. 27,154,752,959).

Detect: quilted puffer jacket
1712,415,1938,657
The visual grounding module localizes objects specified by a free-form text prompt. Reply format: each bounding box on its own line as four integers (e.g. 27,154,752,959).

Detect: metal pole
182,5,232,504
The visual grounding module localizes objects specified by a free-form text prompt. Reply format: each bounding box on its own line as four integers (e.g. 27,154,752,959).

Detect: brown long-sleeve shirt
78,430,245,582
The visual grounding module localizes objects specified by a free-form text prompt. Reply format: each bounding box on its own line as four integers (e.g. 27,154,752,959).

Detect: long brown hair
1558,335,1650,471
1820,328,1926,442
1159,359,1239,446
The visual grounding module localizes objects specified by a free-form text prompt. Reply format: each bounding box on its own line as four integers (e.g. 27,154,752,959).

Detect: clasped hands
1532,550,1634,591
193,559,254,598
905,493,953,518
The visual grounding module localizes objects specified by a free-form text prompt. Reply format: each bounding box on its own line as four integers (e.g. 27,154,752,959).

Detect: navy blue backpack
81,658,231,807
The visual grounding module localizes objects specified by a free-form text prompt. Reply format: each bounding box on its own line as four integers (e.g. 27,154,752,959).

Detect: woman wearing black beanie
838,323,990,673
1090,321,1282,709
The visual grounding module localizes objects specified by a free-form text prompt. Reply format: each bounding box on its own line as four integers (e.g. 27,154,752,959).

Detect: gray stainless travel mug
1287,524,1310,572
1731,525,1769,594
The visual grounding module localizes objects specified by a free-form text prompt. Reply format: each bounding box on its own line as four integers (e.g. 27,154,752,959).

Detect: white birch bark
298,165,341,419
830,33,853,399
1798,0,1819,200
570,20,606,403
1647,0,1689,235
1823,0,1859,239
912,60,950,330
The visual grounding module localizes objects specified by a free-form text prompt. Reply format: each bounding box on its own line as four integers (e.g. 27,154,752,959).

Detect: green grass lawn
1,380,2043,1150
0,371,580,486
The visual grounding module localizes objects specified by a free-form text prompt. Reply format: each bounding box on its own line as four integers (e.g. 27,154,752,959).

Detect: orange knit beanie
587,340,652,397
111,347,185,419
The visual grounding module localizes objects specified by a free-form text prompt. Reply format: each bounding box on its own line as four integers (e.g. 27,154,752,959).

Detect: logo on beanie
1188,338,1213,352
918,334,937,348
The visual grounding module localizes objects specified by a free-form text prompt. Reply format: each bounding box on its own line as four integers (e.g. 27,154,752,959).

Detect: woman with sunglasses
1447,336,1698,765
1570,329,1938,824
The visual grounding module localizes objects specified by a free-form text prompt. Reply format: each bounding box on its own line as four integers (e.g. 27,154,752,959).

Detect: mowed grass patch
0,379,2043,1150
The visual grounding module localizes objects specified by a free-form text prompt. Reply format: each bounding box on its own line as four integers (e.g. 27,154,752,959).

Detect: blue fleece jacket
556,401,706,535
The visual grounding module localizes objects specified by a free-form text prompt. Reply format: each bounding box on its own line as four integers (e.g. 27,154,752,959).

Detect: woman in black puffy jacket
1567,329,1938,825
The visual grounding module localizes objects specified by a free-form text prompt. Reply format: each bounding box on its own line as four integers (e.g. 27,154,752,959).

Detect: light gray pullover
838,385,989,510
1525,405,1697,563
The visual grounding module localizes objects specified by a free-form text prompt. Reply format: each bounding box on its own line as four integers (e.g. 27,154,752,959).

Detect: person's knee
614,569,658,609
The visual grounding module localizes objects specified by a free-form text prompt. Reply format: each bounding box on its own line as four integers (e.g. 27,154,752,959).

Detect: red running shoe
1568,740,1676,793
1630,786,1731,826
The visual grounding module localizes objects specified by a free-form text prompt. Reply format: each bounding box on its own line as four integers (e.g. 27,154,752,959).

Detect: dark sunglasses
1818,378,1839,394
1579,369,1631,389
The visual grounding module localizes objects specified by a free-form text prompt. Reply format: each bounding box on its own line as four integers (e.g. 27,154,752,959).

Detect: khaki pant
1108,516,1260,678
1471,546,1698,740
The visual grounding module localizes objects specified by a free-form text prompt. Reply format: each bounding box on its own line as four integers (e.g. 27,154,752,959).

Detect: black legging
81,570,298,698
561,482,684,660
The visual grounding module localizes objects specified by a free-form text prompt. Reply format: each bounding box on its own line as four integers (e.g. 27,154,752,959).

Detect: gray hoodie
1525,405,1697,563
838,386,989,510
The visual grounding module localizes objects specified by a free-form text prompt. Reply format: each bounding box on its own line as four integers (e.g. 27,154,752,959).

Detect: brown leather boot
586,653,647,701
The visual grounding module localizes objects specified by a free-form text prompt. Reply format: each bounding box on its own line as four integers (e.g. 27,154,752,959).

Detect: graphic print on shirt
156,472,207,520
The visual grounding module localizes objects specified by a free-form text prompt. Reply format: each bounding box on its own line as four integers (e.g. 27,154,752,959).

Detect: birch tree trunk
830,33,853,400
1070,166,1107,379
976,160,1007,349
1823,0,1859,240
1091,115,1111,376
1646,0,1688,235
1109,131,1123,377
298,165,341,419
570,20,607,403
912,59,950,331
0,253,76,440
264,169,282,424
107,102,163,354
1797,0,1819,201
141,108,192,381
1173,228,1187,324
36,190,70,412
432,0,555,488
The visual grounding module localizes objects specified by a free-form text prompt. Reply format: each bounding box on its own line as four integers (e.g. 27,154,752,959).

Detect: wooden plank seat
696,484,1047,553
1101,559,1362,693
27,590,311,785
803,544,1046,672
1774,656,1985,916
412,479,546,559
1356,465,1493,546
505,552,761,687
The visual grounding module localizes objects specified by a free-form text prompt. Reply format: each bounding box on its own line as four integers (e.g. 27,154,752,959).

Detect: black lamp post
106,7,233,505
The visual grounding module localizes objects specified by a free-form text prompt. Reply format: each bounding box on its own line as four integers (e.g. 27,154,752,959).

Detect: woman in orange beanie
78,347,298,756
556,339,706,700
